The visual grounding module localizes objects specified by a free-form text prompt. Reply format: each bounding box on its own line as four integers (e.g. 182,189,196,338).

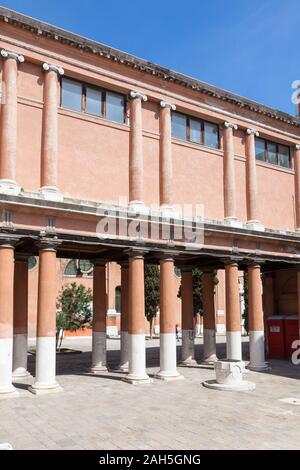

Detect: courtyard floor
1,335,300,450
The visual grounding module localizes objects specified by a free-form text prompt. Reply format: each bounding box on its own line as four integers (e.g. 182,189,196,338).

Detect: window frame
60,76,126,124
255,137,292,169
172,111,220,149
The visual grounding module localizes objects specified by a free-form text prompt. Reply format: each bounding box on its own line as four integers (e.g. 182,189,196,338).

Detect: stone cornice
1,7,299,129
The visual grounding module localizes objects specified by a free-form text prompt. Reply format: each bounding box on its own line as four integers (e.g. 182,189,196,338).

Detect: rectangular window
86,86,102,116
61,78,82,112
255,137,291,168
172,112,219,149
106,92,125,123
172,113,187,141
61,77,125,124
204,122,219,149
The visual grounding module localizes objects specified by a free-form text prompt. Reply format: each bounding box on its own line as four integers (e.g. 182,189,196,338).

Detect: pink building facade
0,7,300,396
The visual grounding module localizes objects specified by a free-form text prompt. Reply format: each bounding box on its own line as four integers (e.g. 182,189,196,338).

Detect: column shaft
223,123,237,220
297,271,300,340
29,243,61,394
156,257,182,379
225,261,242,360
129,92,146,208
202,272,217,362
181,270,196,364
248,264,268,370
125,253,151,383
119,264,129,370
159,102,175,213
0,243,18,397
13,256,30,377
91,262,107,372
245,131,259,224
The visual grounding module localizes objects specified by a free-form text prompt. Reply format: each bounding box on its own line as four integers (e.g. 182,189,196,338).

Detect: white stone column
119,261,129,371
202,271,217,363
0,49,24,195
225,260,242,360
180,268,196,365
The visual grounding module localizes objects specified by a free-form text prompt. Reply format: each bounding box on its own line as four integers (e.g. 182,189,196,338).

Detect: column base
201,354,218,365
160,205,179,219
123,374,153,385
223,217,243,228
90,365,108,373
179,358,198,367
0,179,21,196
155,371,184,381
111,363,129,373
248,363,270,372
40,186,64,202
128,200,149,214
12,369,32,379
28,382,63,396
246,221,265,231
0,385,19,400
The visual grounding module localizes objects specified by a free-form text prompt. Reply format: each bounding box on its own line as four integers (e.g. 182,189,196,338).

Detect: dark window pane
64,260,77,276
28,256,37,271
255,138,265,161
204,122,219,148
61,78,82,112
190,119,201,143
172,113,186,140
278,145,290,168
106,92,124,123
78,259,93,274
267,142,277,165
115,286,121,313
86,87,102,116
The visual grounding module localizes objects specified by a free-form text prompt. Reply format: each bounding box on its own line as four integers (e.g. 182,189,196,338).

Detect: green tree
144,264,160,338
177,269,219,316
242,272,249,335
56,283,93,349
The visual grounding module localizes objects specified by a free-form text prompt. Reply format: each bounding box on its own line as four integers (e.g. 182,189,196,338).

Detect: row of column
3,48,299,227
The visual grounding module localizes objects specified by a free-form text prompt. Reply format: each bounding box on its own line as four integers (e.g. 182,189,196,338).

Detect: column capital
224,121,238,130
92,258,107,267
0,234,19,249
295,144,300,150
36,236,61,252
223,257,240,267
158,251,175,262
179,265,193,273
160,100,176,111
125,247,148,259
1,49,24,63
246,128,259,137
42,62,64,76
246,259,264,268
129,91,147,102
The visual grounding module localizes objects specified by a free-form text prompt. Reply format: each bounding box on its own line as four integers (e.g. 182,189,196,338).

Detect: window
61,77,125,124
61,78,82,112
255,137,291,168
174,267,181,278
64,260,77,276
115,286,121,313
172,112,219,149
64,259,93,277
28,256,37,271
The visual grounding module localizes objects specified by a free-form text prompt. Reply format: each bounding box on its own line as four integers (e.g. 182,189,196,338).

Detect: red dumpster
267,316,286,359
284,315,299,360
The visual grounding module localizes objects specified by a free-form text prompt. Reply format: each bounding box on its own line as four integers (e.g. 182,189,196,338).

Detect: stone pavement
1,336,300,450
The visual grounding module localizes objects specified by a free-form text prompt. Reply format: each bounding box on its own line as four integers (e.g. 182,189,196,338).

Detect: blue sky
1,0,299,114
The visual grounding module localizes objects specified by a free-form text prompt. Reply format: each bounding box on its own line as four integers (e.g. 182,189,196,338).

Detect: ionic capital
160,100,176,111
246,128,259,137
295,144,300,150
42,63,64,76
0,234,19,249
36,236,61,252
1,49,24,63
224,121,238,130
129,91,147,102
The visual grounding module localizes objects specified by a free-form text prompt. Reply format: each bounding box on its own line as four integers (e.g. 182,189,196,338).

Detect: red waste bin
284,315,299,360
267,316,286,359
